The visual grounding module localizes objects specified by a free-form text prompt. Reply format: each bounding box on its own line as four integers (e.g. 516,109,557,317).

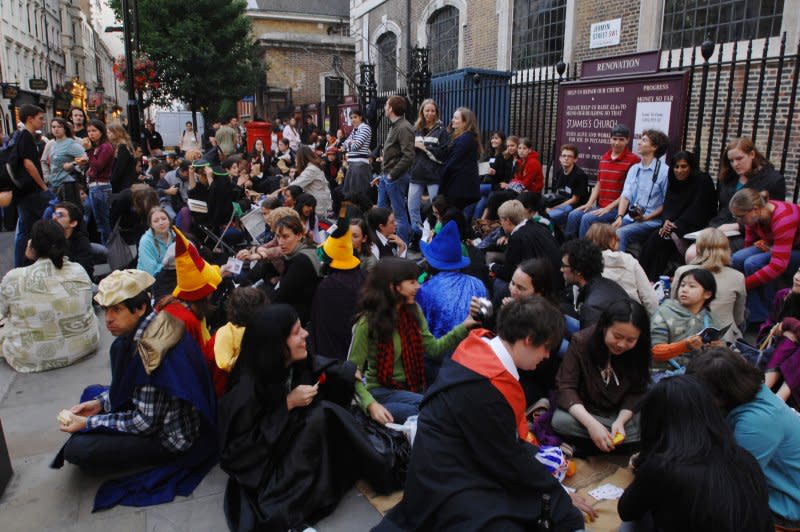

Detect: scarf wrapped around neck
376,305,426,392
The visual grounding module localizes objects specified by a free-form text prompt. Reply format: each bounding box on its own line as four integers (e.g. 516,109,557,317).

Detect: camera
473,297,494,321
627,204,643,218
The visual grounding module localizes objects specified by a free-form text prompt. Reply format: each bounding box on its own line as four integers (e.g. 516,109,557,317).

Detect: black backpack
0,130,37,195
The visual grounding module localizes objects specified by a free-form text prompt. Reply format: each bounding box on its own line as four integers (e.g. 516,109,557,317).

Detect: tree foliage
110,0,265,117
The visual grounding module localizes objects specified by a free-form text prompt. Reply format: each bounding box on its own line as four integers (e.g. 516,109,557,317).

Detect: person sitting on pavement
51,201,94,279
52,269,217,511
553,300,650,454
375,296,592,531
0,219,99,373
348,257,479,425
213,286,268,374
560,238,630,328
136,207,175,277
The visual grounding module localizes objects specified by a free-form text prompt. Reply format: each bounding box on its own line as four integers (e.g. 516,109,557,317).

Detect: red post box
245,120,272,153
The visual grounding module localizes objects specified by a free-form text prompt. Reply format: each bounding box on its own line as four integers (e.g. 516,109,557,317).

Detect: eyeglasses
560,262,571,270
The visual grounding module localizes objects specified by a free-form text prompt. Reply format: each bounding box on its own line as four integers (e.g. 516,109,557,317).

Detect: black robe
376,347,584,531
218,355,394,531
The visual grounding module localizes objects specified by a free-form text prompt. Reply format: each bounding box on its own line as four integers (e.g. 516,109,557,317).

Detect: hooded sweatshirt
601,249,659,314
650,298,717,370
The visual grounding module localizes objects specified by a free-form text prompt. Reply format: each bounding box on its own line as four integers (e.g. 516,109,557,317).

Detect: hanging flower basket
113,53,160,92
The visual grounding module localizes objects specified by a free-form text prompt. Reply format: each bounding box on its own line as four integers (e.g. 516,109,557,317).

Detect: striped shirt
342,123,372,163
597,148,640,208
743,200,800,290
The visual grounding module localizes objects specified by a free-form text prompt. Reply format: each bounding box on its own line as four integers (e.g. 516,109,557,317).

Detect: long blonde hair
692,228,732,273
451,107,482,155
107,121,134,157
414,99,439,130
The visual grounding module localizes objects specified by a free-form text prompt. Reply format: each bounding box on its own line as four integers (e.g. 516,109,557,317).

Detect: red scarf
376,306,426,392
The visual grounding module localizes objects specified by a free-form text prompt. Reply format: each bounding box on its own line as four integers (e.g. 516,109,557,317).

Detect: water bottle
659,275,671,299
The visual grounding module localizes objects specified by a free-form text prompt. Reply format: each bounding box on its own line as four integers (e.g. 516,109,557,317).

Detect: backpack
0,131,37,196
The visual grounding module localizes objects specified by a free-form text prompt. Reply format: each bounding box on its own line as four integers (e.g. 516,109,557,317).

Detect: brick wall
572,1,641,63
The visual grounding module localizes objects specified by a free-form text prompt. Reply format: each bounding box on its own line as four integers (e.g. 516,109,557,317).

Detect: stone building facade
246,0,355,125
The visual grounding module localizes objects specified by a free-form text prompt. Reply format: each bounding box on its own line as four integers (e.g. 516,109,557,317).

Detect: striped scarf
376,306,426,393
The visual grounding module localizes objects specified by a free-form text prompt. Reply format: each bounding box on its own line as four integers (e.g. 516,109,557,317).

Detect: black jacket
711,164,786,227
576,277,630,328
410,121,450,185
66,229,94,279
110,145,138,193
439,133,480,201
495,220,562,287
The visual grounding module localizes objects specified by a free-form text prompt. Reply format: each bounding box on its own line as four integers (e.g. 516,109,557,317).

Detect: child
214,287,268,378
650,268,718,372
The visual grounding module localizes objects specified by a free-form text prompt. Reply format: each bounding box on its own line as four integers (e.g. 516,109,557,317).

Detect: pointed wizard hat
172,226,222,301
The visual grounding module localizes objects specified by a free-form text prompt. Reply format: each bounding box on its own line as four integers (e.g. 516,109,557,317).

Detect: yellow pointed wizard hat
321,205,360,270
172,226,222,301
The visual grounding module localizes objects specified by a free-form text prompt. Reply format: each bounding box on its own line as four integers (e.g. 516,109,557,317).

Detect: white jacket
601,250,659,314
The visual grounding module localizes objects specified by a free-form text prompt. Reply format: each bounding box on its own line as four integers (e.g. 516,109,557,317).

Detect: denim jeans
616,218,662,251
548,202,574,226
369,386,422,424
408,182,439,238
88,183,113,245
14,189,52,267
577,209,617,238
466,183,493,221
732,246,800,323
377,173,411,244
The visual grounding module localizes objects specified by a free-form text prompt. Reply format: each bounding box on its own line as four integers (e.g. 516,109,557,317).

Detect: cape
376,330,583,531
51,316,217,511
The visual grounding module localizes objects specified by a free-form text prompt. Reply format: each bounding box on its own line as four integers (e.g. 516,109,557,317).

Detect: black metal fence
362,35,800,201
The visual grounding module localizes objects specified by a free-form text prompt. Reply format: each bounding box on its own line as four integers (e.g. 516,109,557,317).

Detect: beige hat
95,269,156,307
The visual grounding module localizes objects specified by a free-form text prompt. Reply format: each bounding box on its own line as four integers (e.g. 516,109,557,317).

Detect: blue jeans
616,218,661,251
732,246,800,323
88,183,112,245
369,387,422,424
466,183,493,220
407,182,439,238
14,189,52,267
577,209,617,238
377,173,411,244
548,203,574,226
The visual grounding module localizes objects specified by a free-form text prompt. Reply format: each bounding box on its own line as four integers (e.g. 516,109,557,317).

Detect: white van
154,111,205,149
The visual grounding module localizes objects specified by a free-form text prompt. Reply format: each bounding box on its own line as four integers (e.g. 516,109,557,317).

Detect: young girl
348,257,478,424
484,137,543,220
554,300,651,453
294,192,321,243
650,268,718,371
350,218,377,272
136,207,174,276
367,207,407,258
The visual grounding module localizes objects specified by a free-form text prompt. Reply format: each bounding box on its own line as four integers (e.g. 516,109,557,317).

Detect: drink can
658,275,671,298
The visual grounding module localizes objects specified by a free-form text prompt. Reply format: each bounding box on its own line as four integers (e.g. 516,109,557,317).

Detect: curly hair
560,239,603,280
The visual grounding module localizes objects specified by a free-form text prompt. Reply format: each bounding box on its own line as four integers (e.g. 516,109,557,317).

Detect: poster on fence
555,71,689,180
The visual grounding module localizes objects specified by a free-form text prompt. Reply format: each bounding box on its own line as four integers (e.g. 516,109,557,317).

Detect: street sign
29,79,48,91
2,85,19,99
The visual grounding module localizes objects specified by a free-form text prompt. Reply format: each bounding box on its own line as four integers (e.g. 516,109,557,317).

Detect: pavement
0,231,382,532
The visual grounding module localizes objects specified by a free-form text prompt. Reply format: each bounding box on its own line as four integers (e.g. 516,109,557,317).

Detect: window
512,0,567,69
427,6,459,75
662,0,784,49
376,32,397,91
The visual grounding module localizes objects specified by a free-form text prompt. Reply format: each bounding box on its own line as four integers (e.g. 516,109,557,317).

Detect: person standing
282,117,301,152
107,122,138,193
611,129,670,251
81,120,114,245
340,109,372,195
377,95,415,244
565,124,640,239
438,107,481,211
12,104,52,267
213,116,238,159
43,117,85,193
179,121,201,154
143,120,164,157
408,99,449,242
68,107,88,139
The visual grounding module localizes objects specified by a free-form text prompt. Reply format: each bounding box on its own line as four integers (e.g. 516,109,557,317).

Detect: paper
683,229,740,240
225,258,244,275
478,162,491,175
588,483,624,501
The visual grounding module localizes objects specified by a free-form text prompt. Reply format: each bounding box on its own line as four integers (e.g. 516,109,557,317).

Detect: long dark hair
294,192,317,229
589,300,651,387
29,220,68,269
228,304,305,405
635,375,771,530
87,119,108,145
516,258,557,305
356,257,421,343
487,130,506,158
295,145,322,174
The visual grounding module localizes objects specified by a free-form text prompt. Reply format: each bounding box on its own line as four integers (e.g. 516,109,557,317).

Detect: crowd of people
0,95,798,532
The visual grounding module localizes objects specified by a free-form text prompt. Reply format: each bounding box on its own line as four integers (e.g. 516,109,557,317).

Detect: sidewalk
0,232,381,532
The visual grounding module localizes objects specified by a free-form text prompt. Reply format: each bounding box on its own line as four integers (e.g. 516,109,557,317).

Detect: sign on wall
590,18,621,49
555,72,690,179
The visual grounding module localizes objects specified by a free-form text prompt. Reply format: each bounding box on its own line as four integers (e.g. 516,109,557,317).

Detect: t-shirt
16,129,43,192
597,148,640,208
553,165,589,206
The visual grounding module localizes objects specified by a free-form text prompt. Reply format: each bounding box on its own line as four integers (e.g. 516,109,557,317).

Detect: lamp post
120,0,140,142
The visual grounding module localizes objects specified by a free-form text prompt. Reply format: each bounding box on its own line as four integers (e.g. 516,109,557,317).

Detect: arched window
512,0,566,69
427,6,459,75
377,32,397,91
662,0,784,49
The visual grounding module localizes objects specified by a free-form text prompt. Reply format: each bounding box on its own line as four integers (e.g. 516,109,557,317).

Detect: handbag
106,221,135,271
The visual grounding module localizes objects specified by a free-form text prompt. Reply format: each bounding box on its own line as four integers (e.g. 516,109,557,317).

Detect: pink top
744,200,800,289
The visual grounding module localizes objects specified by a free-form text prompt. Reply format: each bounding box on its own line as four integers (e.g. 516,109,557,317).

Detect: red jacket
510,152,543,193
